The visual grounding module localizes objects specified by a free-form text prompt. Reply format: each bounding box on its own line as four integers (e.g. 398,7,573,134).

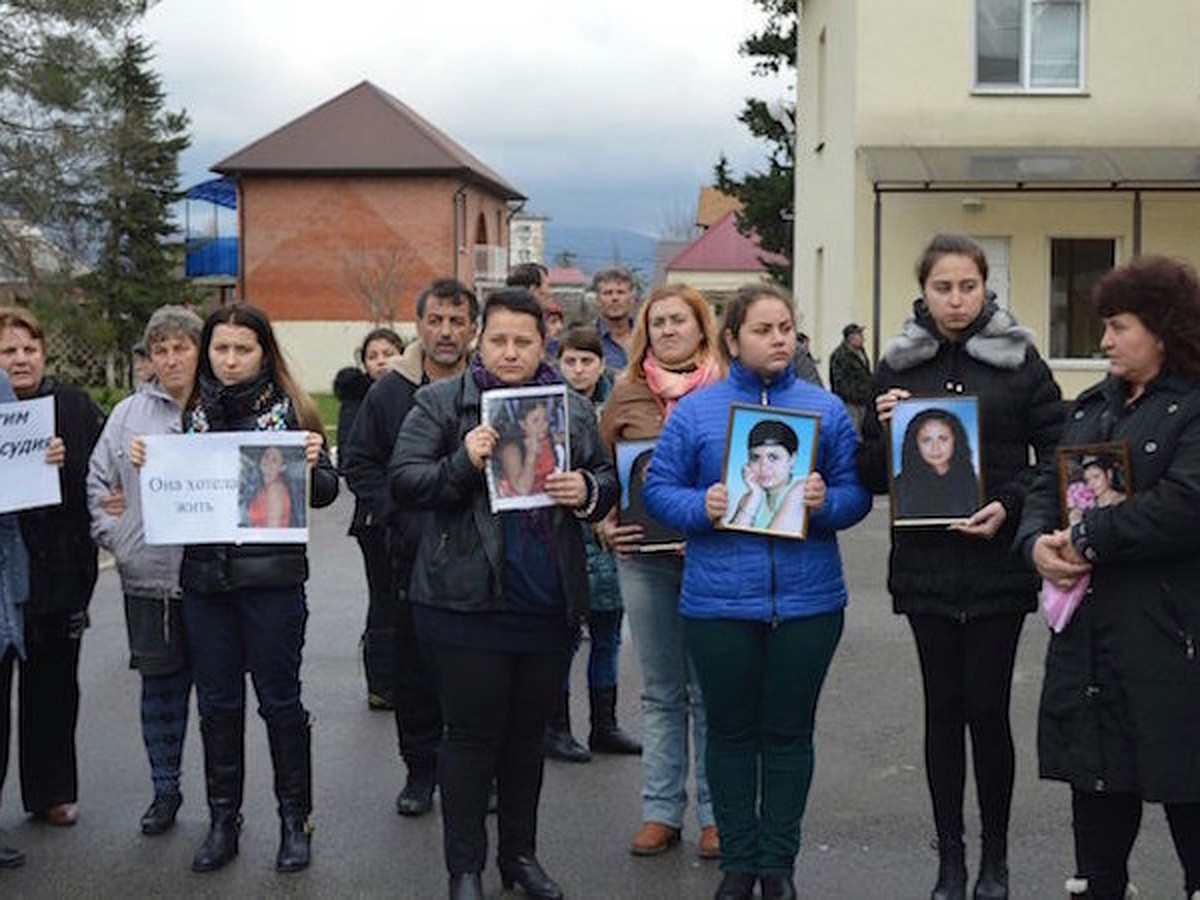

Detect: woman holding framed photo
855,234,1063,900
1016,256,1200,900
643,283,870,900
598,284,724,861
391,289,616,900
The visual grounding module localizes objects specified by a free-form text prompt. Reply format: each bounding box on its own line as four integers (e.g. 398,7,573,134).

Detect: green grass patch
311,392,340,440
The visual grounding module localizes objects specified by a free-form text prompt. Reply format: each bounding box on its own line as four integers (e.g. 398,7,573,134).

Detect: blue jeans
566,609,622,692
184,585,308,727
618,554,712,829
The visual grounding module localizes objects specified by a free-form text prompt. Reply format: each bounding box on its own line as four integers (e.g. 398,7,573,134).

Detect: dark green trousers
684,611,843,875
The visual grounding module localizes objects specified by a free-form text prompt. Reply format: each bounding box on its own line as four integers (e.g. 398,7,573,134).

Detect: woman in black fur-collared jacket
856,234,1064,900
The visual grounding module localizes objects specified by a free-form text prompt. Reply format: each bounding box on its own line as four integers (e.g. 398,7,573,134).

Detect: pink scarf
643,350,722,421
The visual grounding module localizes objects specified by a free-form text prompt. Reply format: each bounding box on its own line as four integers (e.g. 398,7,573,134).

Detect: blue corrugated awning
186,176,237,209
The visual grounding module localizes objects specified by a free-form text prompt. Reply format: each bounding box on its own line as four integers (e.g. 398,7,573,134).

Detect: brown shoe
42,803,78,827
630,821,681,856
698,824,720,859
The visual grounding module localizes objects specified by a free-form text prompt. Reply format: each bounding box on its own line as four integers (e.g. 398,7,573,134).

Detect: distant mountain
543,225,658,280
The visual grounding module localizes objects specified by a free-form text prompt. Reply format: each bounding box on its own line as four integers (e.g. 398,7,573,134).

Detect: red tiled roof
667,211,788,272
547,266,587,285
213,81,524,200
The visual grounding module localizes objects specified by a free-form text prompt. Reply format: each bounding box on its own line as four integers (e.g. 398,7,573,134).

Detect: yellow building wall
855,0,1200,146
795,0,861,364
274,320,417,398
796,0,1200,399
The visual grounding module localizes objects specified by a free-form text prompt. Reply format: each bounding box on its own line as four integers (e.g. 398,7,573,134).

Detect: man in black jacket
829,323,872,433
342,278,478,816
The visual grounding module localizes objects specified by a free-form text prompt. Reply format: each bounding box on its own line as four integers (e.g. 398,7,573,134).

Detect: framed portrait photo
888,396,984,527
718,404,820,541
1057,441,1131,529
615,439,685,552
480,384,570,512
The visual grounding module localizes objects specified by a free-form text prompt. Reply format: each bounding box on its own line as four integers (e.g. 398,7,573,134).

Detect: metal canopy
862,146,1200,188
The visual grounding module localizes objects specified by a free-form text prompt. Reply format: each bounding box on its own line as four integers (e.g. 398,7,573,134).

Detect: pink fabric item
642,351,722,421
1041,573,1090,633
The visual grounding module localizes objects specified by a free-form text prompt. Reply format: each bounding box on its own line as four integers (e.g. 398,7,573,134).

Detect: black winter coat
856,301,1064,619
390,371,617,623
1016,372,1200,802
18,378,105,617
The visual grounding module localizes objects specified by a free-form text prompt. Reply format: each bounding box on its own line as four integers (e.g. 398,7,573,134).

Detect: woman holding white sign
87,305,203,837
133,304,337,874
0,306,104,831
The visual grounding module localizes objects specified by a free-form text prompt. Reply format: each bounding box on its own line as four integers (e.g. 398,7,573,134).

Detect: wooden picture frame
1057,441,1132,529
717,403,820,541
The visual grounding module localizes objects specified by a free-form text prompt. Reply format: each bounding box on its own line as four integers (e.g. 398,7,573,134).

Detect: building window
976,0,1085,90
1048,238,1113,359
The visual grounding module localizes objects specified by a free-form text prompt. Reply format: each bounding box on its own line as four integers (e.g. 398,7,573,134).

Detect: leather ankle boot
973,835,1008,899
448,872,484,900
544,693,590,763
714,872,756,900
760,873,798,899
497,855,563,899
268,716,313,872
932,835,967,900
588,687,642,755
192,714,244,873
395,766,436,816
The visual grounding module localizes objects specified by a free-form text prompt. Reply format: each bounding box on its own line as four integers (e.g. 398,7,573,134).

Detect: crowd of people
0,236,1198,900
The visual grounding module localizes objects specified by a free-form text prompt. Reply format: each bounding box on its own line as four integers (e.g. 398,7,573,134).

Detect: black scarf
187,370,293,433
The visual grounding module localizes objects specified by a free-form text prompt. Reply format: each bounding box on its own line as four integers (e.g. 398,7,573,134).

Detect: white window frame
974,0,1087,94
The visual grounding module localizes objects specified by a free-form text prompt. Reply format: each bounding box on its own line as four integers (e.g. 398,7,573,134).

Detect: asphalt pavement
0,493,1186,898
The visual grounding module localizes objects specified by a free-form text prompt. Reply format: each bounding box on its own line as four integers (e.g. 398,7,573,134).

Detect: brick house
211,80,525,391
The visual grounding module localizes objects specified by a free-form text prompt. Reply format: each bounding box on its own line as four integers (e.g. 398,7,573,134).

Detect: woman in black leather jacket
392,289,616,900
134,304,337,875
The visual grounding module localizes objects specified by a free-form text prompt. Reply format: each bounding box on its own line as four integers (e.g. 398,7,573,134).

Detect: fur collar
883,300,1037,372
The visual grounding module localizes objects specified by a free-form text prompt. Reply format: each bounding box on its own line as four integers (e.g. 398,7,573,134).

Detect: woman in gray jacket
87,306,203,837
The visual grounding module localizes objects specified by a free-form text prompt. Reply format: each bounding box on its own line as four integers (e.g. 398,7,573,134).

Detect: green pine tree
715,0,797,287
85,32,191,355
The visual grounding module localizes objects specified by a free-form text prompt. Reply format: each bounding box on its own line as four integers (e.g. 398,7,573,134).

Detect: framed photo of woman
718,404,820,540
888,396,984,526
1057,441,1131,528
480,384,569,512
615,439,685,552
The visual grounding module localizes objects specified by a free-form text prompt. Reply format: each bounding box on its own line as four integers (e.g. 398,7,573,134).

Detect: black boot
544,692,590,763
973,835,1008,899
497,855,563,899
932,835,967,900
267,715,313,873
395,765,436,816
760,873,797,899
715,872,757,900
192,714,244,873
588,686,642,755
448,872,484,899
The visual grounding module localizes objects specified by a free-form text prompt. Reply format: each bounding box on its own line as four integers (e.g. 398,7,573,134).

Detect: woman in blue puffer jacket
644,283,871,900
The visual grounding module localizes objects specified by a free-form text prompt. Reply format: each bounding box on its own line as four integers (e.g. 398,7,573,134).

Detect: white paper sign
0,396,61,514
141,432,309,545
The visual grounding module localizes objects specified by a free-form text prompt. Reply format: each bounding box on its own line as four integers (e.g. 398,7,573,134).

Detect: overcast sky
138,0,791,235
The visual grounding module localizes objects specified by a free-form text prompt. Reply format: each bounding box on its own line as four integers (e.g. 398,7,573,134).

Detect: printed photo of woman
893,406,981,522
